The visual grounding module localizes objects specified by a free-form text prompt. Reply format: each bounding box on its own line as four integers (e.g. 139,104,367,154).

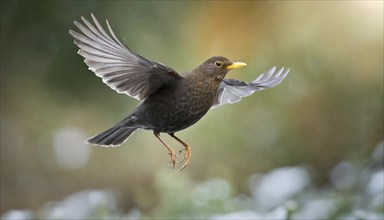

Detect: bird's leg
153,131,177,169
169,133,191,171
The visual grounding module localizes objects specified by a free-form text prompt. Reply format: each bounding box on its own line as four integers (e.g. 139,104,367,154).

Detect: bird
69,14,290,171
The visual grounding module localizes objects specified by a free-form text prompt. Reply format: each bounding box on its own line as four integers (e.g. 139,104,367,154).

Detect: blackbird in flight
69,14,290,171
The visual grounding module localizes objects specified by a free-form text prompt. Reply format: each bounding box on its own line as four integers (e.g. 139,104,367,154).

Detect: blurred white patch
42,190,117,219
125,208,141,220
330,161,358,190
1,210,33,220
348,209,384,220
210,210,261,220
224,194,254,211
253,166,310,210
210,203,291,220
53,127,90,170
191,178,231,207
366,170,384,196
371,141,384,163
294,198,337,220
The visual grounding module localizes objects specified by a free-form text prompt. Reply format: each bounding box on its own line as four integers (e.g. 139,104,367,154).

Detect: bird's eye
214,61,222,67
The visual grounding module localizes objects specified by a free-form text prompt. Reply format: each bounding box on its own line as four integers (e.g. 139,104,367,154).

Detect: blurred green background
1,1,383,219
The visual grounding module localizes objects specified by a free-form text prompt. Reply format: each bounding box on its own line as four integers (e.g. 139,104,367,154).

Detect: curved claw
168,150,177,169
168,133,191,171
178,145,191,172
154,131,178,169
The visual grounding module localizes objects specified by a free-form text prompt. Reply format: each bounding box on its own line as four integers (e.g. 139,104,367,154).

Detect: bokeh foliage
1,0,383,217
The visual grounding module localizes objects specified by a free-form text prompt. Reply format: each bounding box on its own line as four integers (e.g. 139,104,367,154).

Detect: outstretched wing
212,67,290,108
69,14,182,100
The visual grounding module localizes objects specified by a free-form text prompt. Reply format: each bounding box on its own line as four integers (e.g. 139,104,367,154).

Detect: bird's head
197,56,247,81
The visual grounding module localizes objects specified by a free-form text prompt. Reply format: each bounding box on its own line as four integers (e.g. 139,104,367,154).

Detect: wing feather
69,14,181,100
211,67,290,108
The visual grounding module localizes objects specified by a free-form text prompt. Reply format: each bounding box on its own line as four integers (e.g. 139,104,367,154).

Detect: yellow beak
226,62,247,70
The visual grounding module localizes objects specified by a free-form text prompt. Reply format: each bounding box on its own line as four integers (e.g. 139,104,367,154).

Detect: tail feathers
86,126,137,147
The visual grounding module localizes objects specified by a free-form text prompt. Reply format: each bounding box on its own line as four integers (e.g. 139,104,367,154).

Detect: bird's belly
134,93,214,133
149,103,209,133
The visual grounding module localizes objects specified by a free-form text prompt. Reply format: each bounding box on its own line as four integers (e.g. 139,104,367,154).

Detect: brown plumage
69,14,290,170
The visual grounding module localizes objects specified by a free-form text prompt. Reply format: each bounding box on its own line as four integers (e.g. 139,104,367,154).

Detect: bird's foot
178,145,191,171
168,149,177,169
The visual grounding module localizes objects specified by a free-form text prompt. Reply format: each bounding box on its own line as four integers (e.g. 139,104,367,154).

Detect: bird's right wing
211,67,290,108
69,14,182,100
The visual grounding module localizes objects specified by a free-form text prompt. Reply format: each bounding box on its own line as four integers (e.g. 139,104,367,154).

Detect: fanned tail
86,125,137,147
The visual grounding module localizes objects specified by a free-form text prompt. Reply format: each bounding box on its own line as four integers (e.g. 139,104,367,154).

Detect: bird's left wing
69,14,182,100
211,67,290,108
